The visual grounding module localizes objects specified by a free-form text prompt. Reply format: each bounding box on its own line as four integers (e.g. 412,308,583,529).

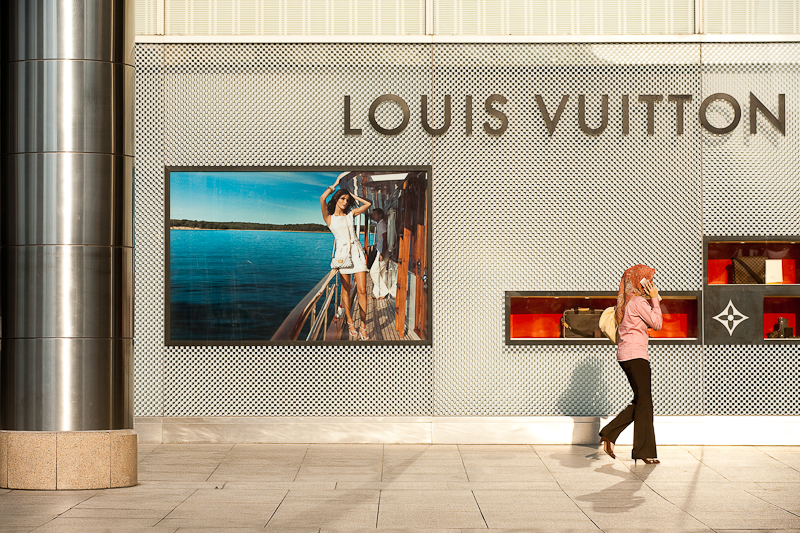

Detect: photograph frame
164,165,433,347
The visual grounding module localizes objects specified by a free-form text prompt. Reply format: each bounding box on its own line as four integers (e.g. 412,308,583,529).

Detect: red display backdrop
707,241,798,285
509,296,697,339
763,297,800,337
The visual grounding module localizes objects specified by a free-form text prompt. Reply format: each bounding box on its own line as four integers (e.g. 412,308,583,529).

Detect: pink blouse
617,296,663,362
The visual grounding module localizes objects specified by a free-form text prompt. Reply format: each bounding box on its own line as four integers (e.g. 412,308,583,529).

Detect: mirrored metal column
1,0,134,431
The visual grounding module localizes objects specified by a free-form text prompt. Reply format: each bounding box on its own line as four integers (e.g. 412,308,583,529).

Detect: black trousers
600,358,657,460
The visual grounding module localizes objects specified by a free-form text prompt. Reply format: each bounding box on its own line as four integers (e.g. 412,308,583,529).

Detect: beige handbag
599,306,619,344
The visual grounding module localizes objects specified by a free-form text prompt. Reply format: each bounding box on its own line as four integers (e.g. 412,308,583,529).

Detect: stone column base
0,430,137,490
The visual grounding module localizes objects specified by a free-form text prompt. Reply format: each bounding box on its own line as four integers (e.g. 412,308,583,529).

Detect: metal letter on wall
421,95,451,136
578,95,609,135
749,92,785,135
699,93,741,135
368,94,410,135
535,95,569,136
668,95,693,135
343,96,362,135
638,95,664,135
483,94,508,135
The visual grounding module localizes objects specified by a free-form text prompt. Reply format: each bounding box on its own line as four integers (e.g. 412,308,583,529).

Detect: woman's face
337,195,350,209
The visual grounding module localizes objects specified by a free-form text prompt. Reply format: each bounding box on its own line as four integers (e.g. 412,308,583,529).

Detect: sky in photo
170,170,341,225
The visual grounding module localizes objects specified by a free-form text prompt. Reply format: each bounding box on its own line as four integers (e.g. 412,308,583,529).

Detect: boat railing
272,269,340,341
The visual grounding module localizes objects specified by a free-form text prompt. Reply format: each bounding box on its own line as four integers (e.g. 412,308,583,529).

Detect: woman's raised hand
641,279,659,300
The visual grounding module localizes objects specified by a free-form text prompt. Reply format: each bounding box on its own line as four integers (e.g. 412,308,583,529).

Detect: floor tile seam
761,449,800,474
527,442,603,531
641,475,688,510
686,453,732,484
462,491,489,529
29,498,94,532
745,487,800,519
660,496,730,531
27,489,101,529
203,442,238,483
263,487,290,528
376,489,381,528
152,487,198,527
293,444,311,482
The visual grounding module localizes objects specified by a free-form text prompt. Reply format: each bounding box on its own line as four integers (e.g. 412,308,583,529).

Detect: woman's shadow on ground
551,357,650,513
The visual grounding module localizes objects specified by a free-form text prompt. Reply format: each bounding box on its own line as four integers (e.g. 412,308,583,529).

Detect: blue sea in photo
169,229,336,341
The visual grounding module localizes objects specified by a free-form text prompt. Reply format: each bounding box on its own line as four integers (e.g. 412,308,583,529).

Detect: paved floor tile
462,465,555,482
170,529,276,533
585,511,708,530
59,508,174,519
686,510,800,529
711,530,800,533
745,489,800,512
266,489,379,528
322,529,458,533
0,513,62,528
206,472,299,482
379,490,482,507
32,518,168,531
3,444,800,532
336,481,452,490
448,481,563,490
378,509,486,529
222,481,336,490
603,524,717,533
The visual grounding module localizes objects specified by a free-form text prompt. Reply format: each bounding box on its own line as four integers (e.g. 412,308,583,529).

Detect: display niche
505,291,700,345
706,238,799,285
763,296,799,340
704,237,800,345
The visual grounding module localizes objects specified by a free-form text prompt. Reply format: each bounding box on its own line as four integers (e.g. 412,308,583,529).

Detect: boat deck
327,275,420,342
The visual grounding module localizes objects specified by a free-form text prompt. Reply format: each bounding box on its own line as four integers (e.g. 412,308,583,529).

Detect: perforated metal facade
134,42,799,418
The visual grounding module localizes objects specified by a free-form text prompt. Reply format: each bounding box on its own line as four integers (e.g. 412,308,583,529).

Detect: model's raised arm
350,194,372,217
320,176,342,225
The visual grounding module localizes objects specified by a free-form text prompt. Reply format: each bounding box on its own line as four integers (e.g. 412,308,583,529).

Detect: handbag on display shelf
732,256,766,284
562,308,604,338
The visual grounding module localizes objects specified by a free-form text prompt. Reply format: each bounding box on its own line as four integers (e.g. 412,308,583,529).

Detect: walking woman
320,175,372,340
599,264,663,465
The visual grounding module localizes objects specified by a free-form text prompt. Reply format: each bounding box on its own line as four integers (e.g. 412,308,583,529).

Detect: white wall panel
163,0,425,35
704,0,800,33
433,0,695,35
136,0,160,34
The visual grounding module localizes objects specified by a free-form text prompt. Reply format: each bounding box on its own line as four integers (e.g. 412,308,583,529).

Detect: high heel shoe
598,436,616,459
358,325,369,341
347,321,357,337
634,458,660,465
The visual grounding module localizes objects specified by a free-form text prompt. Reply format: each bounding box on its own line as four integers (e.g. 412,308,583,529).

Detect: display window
704,236,800,344
764,296,800,340
706,239,799,285
506,292,700,344
165,167,431,346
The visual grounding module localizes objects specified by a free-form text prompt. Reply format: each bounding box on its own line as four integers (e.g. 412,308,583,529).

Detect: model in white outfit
320,176,372,340
369,210,391,299
328,213,368,275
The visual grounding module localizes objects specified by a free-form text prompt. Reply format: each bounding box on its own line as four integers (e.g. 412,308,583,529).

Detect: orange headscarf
616,264,656,325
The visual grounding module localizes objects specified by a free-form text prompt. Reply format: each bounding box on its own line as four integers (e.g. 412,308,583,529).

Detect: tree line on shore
170,219,328,232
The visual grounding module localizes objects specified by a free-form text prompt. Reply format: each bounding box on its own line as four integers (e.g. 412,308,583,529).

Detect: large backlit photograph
166,167,431,345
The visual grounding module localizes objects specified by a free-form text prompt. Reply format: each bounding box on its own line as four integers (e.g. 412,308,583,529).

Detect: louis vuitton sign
343,93,785,137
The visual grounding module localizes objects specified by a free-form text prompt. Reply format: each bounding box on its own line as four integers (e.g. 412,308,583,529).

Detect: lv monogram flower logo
712,300,749,336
